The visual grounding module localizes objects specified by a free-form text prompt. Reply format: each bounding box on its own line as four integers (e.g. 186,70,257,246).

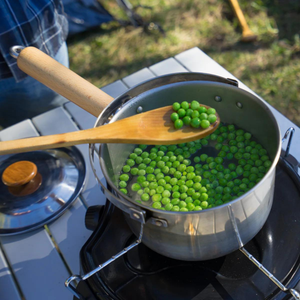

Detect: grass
67,0,300,125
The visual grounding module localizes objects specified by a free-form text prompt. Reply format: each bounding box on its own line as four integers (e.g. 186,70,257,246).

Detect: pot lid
0,147,86,235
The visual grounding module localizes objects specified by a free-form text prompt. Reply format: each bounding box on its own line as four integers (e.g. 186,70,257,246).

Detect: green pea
200,193,208,202
171,206,180,211
220,126,228,133
171,198,180,205
131,183,141,191
201,201,209,209
185,197,193,203
174,171,182,179
187,203,195,211
216,186,223,194
138,170,146,176
135,156,143,164
180,207,188,212
191,100,200,110
251,167,259,174
198,106,207,114
162,190,171,198
129,153,137,160
134,148,143,155
156,173,164,181
156,186,164,194
183,116,191,125
201,139,208,146
173,102,181,111
219,178,227,186
193,206,202,211
192,191,200,200
141,180,149,188
152,202,162,209
264,160,272,168
119,181,127,188
165,203,173,211
149,161,157,168
120,188,128,194
180,101,189,110
191,118,201,128
177,108,186,119
228,133,236,140
172,191,180,198
174,119,184,129
228,124,235,131
207,108,216,115
186,108,194,117
244,132,252,140
215,143,223,150
171,112,179,122
141,194,150,201
179,185,188,193
158,179,166,186
179,201,187,208
122,165,131,173
180,193,188,200
149,189,156,196
191,110,200,119
200,120,210,129
129,168,138,176
152,194,162,202
164,184,172,191
218,151,226,158
215,200,224,206
208,114,217,123
119,174,129,181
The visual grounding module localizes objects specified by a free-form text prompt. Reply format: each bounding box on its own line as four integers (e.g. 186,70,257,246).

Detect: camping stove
66,127,300,300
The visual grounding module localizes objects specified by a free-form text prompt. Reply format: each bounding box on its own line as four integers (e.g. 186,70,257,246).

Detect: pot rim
91,72,282,216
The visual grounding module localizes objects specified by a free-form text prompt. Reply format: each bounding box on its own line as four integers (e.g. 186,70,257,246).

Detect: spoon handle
0,119,139,155
17,47,114,117
0,127,105,155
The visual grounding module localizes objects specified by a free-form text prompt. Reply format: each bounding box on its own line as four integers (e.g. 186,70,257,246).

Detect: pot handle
10,46,114,117
65,215,145,299
281,127,295,158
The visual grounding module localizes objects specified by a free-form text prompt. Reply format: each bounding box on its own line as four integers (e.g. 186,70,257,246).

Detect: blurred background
66,0,300,125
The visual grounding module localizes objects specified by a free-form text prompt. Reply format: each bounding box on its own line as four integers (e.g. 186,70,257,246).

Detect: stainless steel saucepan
10,46,280,261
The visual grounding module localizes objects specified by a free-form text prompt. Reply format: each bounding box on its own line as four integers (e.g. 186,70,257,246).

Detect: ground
67,0,300,125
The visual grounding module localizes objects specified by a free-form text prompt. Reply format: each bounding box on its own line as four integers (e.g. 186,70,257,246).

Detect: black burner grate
76,157,300,300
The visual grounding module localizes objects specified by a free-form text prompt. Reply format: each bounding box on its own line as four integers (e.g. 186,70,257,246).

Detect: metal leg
228,204,300,299
282,127,295,158
65,222,144,299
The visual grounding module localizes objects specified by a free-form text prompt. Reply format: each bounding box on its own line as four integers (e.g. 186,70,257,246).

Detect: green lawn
68,0,300,125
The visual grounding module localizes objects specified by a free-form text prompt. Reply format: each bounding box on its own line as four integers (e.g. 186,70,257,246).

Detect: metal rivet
155,220,163,227
136,106,143,113
236,102,243,109
215,96,222,102
133,213,140,219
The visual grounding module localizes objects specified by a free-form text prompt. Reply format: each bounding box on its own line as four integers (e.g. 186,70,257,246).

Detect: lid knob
2,161,37,187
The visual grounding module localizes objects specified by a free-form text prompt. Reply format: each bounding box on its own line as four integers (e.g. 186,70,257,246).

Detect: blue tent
62,0,164,36
62,0,114,36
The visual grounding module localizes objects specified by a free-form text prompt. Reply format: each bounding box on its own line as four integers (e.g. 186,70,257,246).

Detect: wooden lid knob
2,161,37,187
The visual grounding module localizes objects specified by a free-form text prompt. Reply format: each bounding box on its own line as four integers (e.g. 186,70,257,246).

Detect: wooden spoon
0,105,220,155
0,47,220,155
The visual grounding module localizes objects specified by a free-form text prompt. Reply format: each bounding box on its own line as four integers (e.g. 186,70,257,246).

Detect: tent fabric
62,0,114,36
